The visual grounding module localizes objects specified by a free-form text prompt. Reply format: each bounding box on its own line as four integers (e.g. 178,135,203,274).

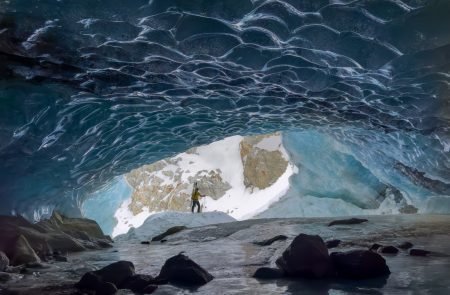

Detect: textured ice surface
0,0,449,217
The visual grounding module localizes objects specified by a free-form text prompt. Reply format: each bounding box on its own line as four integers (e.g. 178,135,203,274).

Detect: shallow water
2,214,450,294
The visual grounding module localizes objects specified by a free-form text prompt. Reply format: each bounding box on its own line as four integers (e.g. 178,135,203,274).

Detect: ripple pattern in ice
0,0,449,216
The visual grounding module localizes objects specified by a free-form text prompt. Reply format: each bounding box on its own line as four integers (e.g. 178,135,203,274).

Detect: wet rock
96,240,114,248
120,274,155,292
53,250,63,256
398,241,413,249
76,271,102,290
160,239,168,243
141,241,150,245
0,272,12,282
96,281,118,295
142,285,158,294
328,218,368,227
379,246,399,254
94,261,136,287
0,251,9,271
151,226,187,242
157,253,213,286
409,249,430,256
326,239,341,249
76,261,135,292
253,267,285,279
331,250,390,279
275,233,334,278
370,243,383,251
26,262,45,268
54,255,68,262
11,235,41,265
0,214,111,264
253,235,288,246
104,235,114,243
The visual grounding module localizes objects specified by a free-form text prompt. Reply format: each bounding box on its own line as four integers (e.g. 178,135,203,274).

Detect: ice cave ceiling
0,0,449,216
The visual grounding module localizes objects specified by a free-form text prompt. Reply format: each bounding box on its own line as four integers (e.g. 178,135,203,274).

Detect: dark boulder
398,242,413,250
76,272,102,290
253,235,288,246
328,218,368,227
370,243,382,251
120,274,155,292
379,246,399,254
275,234,334,278
0,251,9,271
0,272,12,282
54,255,68,262
10,235,41,265
253,267,285,279
157,253,213,286
326,239,341,249
151,226,187,242
409,249,430,256
331,250,390,279
96,281,118,295
142,285,158,294
94,261,135,286
141,241,150,245
76,261,135,291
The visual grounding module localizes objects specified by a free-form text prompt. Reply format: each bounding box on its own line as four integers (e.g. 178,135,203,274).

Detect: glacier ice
0,0,449,217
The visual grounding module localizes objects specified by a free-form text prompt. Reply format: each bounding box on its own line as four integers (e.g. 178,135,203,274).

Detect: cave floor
2,214,450,294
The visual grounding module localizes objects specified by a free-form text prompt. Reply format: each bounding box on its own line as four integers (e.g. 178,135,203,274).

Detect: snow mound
115,211,235,241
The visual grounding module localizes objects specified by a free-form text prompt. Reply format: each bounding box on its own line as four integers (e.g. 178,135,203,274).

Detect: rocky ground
1,214,450,294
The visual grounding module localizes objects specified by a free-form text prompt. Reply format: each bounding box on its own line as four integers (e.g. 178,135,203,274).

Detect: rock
142,285,158,294
104,235,114,243
328,218,368,227
0,251,9,271
26,262,45,268
331,250,390,279
253,267,285,279
370,243,383,251
96,281,118,295
379,246,399,254
325,239,341,249
76,271,102,290
409,249,430,256
157,253,213,286
0,272,12,282
253,235,288,246
141,241,150,245
240,133,288,190
96,240,114,248
0,214,111,265
398,242,413,250
120,274,155,292
151,226,187,242
160,239,167,243
94,261,136,287
275,234,334,278
53,250,62,256
54,255,68,262
11,235,41,265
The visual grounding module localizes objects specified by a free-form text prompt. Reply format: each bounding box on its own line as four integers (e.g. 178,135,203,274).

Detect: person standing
191,182,203,213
